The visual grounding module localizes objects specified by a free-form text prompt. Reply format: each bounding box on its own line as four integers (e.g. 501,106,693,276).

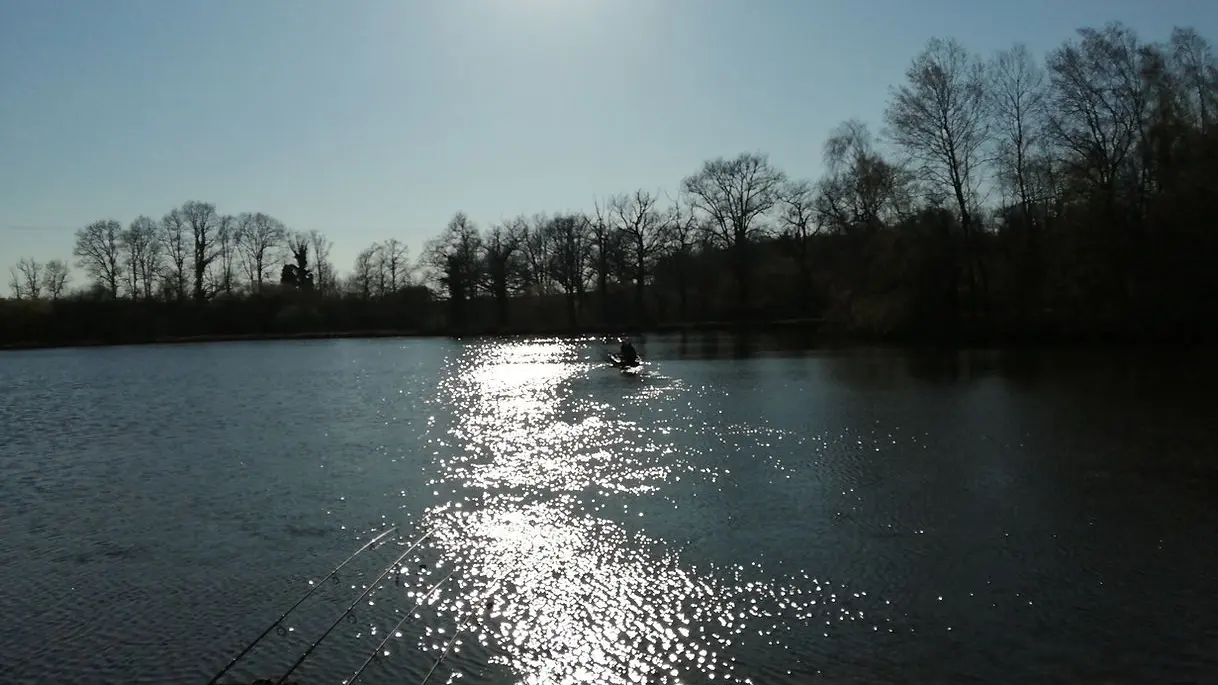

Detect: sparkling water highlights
404,339,893,684
4,339,1216,685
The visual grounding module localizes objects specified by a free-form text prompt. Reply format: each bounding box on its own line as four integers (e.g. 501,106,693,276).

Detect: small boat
607,353,643,372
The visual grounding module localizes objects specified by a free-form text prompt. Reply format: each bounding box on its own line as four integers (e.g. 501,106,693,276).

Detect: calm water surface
0,335,1216,685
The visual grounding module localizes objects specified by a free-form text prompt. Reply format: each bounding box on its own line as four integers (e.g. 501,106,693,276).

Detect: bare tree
778,180,818,239
545,213,591,326
73,219,124,298
816,120,913,235
424,212,483,294
481,221,523,327
1170,27,1218,132
122,215,161,299
159,209,190,301
379,238,409,293
42,259,70,300
368,243,388,296
1047,23,1161,314
351,246,378,300
178,200,221,301
655,197,700,320
886,38,990,230
211,214,239,296
987,42,1054,317
610,189,665,321
885,37,991,313
1046,24,1146,201
777,180,819,311
988,44,1049,219
520,213,553,296
681,152,786,309
308,230,336,294
13,258,43,299
237,212,286,292
587,199,619,322
8,268,25,299
424,212,484,327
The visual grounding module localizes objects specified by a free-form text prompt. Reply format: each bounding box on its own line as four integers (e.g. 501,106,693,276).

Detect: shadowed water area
1,335,1216,684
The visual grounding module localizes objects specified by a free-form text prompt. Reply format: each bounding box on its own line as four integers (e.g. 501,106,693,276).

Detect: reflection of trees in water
670,330,817,361
817,348,1032,387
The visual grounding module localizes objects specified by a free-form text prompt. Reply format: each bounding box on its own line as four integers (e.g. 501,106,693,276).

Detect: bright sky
2,0,1214,289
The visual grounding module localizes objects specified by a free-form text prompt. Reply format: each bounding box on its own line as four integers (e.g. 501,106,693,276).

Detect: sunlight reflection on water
410,339,885,684
5,340,1217,685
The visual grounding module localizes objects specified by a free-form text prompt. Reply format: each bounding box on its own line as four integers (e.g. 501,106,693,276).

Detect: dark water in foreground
0,335,1216,685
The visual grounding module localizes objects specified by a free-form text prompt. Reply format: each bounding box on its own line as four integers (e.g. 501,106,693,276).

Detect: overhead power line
0,225,79,232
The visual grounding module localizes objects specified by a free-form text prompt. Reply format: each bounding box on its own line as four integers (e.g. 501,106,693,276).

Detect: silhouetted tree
212,214,239,296
160,209,190,301
682,152,786,314
777,180,818,313
308,230,336,294
886,37,991,319
122,215,161,299
42,260,69,300
654,197,699,321
73,219,124,298
520,213,553,296
1046,24,1152,317
178,200,222,302
351,246,378,300
988,44,1049,222
5,22,1218,350
545,214,591,327
377,238,410,294
611,189,665,323
588,199,618,323
816,120,912,236
987,44,1051,320
425,212,483,329
10,258,42,300
237,212,287,292
481,221,522,328
282,232,315,290
1170,27,1217,132
6,268,20,300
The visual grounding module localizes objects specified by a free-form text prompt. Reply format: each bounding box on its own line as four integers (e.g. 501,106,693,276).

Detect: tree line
4,22,1217,348
1,199,433,346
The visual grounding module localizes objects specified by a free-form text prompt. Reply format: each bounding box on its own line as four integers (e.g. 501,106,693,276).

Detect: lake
0,334,1216,685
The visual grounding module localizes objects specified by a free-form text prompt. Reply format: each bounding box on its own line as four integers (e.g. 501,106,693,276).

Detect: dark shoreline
2,317,1213,353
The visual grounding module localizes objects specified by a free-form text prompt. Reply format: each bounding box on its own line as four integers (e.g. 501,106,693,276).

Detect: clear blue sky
2,0,1214,290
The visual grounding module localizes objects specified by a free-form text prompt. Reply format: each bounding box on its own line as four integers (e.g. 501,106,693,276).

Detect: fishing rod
345,566,461,685
204,525,400,685
417,561,521,685
273,527,439,685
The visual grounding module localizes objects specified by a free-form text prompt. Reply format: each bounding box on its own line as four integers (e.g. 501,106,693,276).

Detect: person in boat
618,338,639,365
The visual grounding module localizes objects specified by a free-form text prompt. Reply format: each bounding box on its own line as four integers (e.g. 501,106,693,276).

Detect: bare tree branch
237,212,286,292
122,216,162,299
175,200,221,301
681,152,786,309
42,259,70,300
14,258,43,300
159,209,190,301
885,37,990,228
73,219,124,298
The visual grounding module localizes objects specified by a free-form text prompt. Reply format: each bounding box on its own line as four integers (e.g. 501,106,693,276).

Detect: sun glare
494,0,595,16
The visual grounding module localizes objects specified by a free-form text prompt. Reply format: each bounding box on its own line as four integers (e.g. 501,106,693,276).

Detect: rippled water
1,336,1216,685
